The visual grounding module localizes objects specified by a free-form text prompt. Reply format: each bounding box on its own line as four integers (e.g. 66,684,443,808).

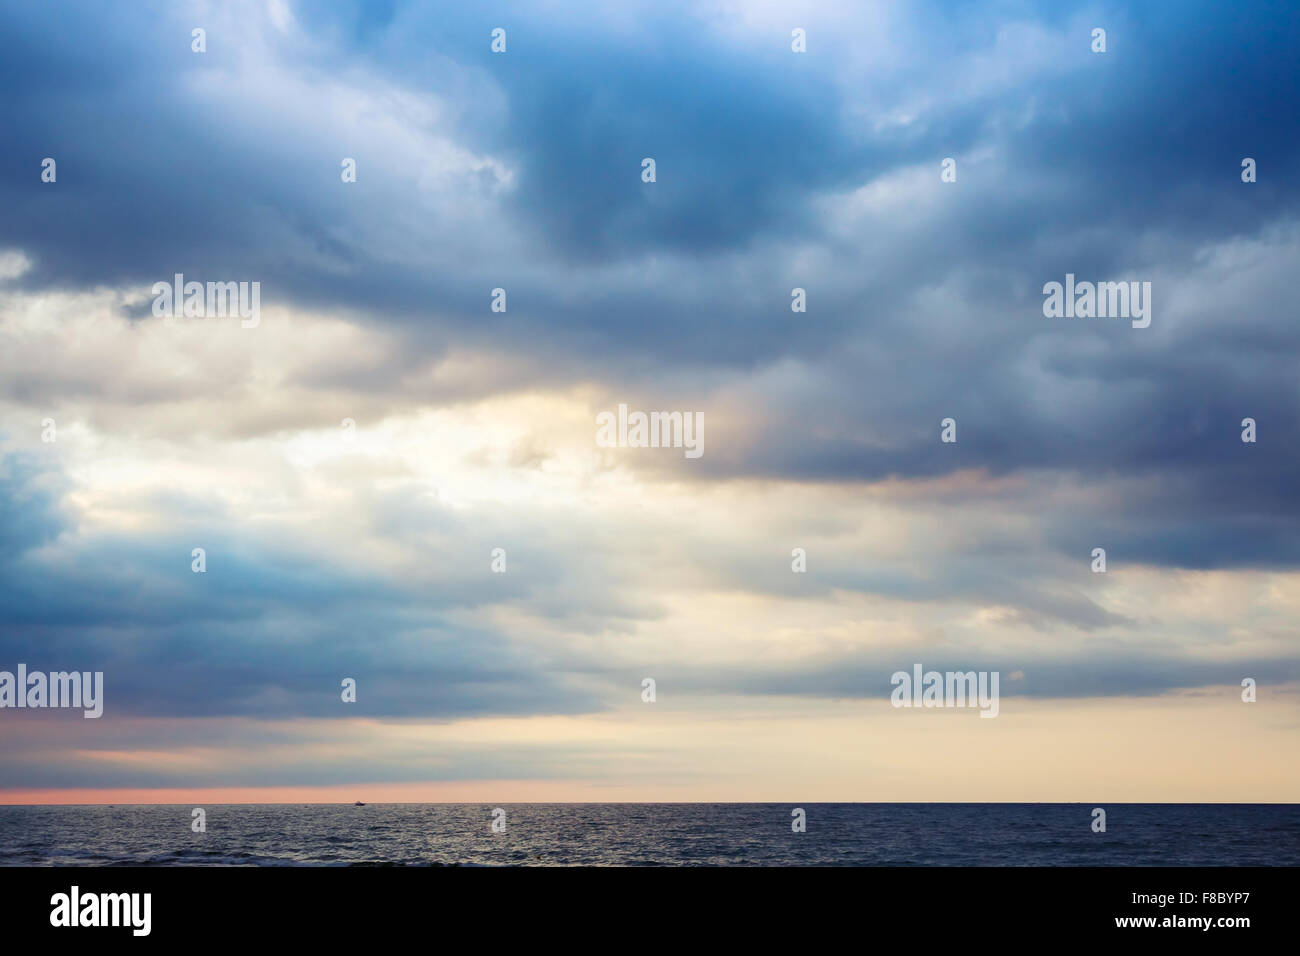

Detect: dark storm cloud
2,0,1295,379
3,0,1289,329
0,457,601,720
681,652,1300,701
0,453,66,557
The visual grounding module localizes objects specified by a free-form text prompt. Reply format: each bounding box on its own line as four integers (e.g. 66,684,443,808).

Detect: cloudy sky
1,0,1298,803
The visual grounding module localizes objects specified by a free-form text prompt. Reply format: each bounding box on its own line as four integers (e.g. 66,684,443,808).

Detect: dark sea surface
1,803,1296,866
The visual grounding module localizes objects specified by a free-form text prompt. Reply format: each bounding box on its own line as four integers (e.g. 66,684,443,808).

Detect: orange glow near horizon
0,781,645,805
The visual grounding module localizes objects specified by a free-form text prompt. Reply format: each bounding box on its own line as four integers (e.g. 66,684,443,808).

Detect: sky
1,0,1298,803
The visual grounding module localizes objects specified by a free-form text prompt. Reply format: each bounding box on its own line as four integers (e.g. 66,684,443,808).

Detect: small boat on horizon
354,801,365,806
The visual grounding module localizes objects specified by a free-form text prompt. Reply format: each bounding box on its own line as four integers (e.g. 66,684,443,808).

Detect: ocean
1,803,1296,866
